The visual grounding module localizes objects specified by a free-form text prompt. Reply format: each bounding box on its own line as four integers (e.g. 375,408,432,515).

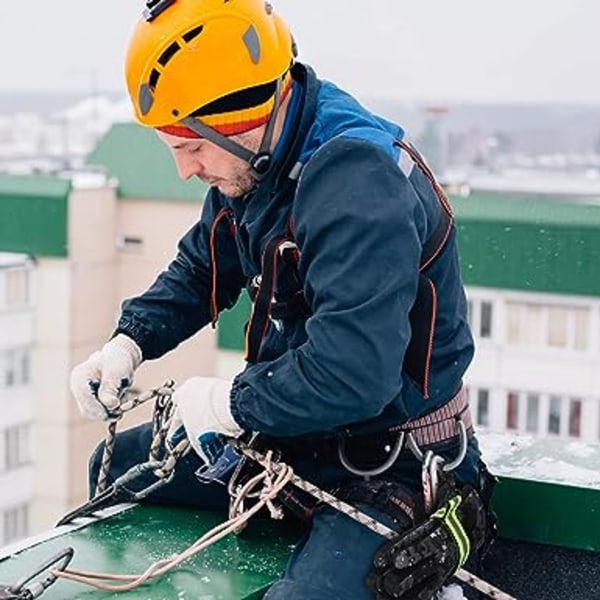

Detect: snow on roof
479,430,600,489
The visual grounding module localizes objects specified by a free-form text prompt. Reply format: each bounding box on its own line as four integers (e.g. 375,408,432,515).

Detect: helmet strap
179,76,284,181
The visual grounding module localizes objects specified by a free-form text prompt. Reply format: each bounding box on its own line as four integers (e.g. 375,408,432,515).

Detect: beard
214,164,257,198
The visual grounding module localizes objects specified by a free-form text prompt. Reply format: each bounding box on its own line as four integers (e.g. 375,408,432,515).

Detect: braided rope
232,442,518,600
94,382,180,495
53,452,293,592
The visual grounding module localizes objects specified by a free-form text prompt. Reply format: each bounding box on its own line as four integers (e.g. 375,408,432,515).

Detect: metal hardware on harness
0,547,73,599
337,432,406,478
336,416,468,481
421,451,446,513
405,418,469,472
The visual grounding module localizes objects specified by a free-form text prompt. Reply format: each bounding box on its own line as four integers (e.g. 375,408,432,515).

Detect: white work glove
168,377,244,466
70,333,143,420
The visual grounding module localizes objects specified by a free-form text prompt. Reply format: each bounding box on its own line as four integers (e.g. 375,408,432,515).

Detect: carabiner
3,547,73,599
337,432,405,478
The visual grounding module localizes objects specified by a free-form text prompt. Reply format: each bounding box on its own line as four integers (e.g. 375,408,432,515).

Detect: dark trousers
89,422,482,599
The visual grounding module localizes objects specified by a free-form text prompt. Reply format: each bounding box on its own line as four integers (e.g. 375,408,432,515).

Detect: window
548,395,561,435
569,399,582,438
506,392,519,430
4,424,31,471
5,268,29,308
2,504,29,545
547,306,568,347
3,348,31,388
480,301,493,338
467,300,473,328
476,389,490,427
506,303,521,344
573,308,589,351
524,305,544,347
526,393,539,433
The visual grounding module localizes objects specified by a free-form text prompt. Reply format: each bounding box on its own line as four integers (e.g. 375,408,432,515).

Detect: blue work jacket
116,63,475,444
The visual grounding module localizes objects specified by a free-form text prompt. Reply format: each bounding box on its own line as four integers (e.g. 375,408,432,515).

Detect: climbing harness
228,439,517,600
56,380,190,526
0,548,73,599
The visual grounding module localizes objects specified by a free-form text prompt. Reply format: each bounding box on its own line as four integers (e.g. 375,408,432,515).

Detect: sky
2,0,599,105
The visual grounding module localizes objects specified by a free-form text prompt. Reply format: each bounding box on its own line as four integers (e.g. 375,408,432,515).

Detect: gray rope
94,381,189,497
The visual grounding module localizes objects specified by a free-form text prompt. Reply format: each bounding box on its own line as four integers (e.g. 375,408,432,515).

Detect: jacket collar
259,62,321,191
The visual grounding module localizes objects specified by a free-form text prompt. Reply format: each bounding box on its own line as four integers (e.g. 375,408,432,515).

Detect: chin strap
180,76,284,180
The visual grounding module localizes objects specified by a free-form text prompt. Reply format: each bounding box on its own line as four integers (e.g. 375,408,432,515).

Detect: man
70,0,494,598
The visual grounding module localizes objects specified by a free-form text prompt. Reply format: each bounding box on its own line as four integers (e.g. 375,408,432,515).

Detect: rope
52,451,293,593
95,381,180,495
230,442,518,600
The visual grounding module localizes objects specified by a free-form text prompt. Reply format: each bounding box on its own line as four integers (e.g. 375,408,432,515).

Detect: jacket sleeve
115,190,245,360
230,137,429,436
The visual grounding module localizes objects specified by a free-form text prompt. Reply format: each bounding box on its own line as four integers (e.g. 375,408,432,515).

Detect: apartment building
0,253,34,546
0,125,218,538
1,121,599,543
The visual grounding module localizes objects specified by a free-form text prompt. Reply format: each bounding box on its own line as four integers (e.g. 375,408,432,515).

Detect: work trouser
89,422,483,600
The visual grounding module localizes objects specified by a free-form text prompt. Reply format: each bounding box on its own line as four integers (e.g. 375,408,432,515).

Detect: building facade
0,253,34,546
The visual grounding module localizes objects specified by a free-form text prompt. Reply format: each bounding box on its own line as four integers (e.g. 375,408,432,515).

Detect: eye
189,143,204,154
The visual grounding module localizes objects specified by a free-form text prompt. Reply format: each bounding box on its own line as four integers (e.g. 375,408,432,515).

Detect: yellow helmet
125,0,295,132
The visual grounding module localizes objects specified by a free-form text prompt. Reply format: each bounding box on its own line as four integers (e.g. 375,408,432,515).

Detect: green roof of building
86,122,209,202
451,193,600,297
0,174,70,257
452,192,600,227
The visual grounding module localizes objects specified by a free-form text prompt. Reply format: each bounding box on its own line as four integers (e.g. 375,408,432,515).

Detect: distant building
418,106,449,176
0,125,216,541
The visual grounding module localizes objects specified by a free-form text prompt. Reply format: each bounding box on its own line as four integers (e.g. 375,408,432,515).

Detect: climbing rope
57,381,190,526
52,450,293,593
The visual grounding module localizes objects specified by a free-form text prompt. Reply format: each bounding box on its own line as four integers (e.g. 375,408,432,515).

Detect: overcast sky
2,0,599,104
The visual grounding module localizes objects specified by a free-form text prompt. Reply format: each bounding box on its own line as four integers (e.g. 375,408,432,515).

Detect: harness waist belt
272,387,472,464
391,386,471,448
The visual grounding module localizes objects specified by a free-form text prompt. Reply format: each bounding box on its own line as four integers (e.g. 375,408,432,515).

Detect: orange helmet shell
125,0,294,128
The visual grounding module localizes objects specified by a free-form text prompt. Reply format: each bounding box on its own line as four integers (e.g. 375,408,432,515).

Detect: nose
174,152,203,181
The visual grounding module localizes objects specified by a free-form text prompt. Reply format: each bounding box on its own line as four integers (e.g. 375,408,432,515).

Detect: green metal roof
0,174,71,198
86,123,209,202
452,193,600,296
452,192,600,227
0,174,70,257
0,506,299,599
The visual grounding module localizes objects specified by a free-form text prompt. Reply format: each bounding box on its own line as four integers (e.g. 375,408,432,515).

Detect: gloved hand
367,486,487,600
70,334,143,420
168,377,244,466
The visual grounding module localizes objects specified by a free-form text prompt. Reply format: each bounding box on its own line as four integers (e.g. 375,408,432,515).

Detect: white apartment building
0,253,34,546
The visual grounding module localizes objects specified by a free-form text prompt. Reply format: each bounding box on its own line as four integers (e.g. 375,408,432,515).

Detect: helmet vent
190,79,277,117
242,25,261,65
149,68,161,90
158,41,181,67
182,25,204,43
